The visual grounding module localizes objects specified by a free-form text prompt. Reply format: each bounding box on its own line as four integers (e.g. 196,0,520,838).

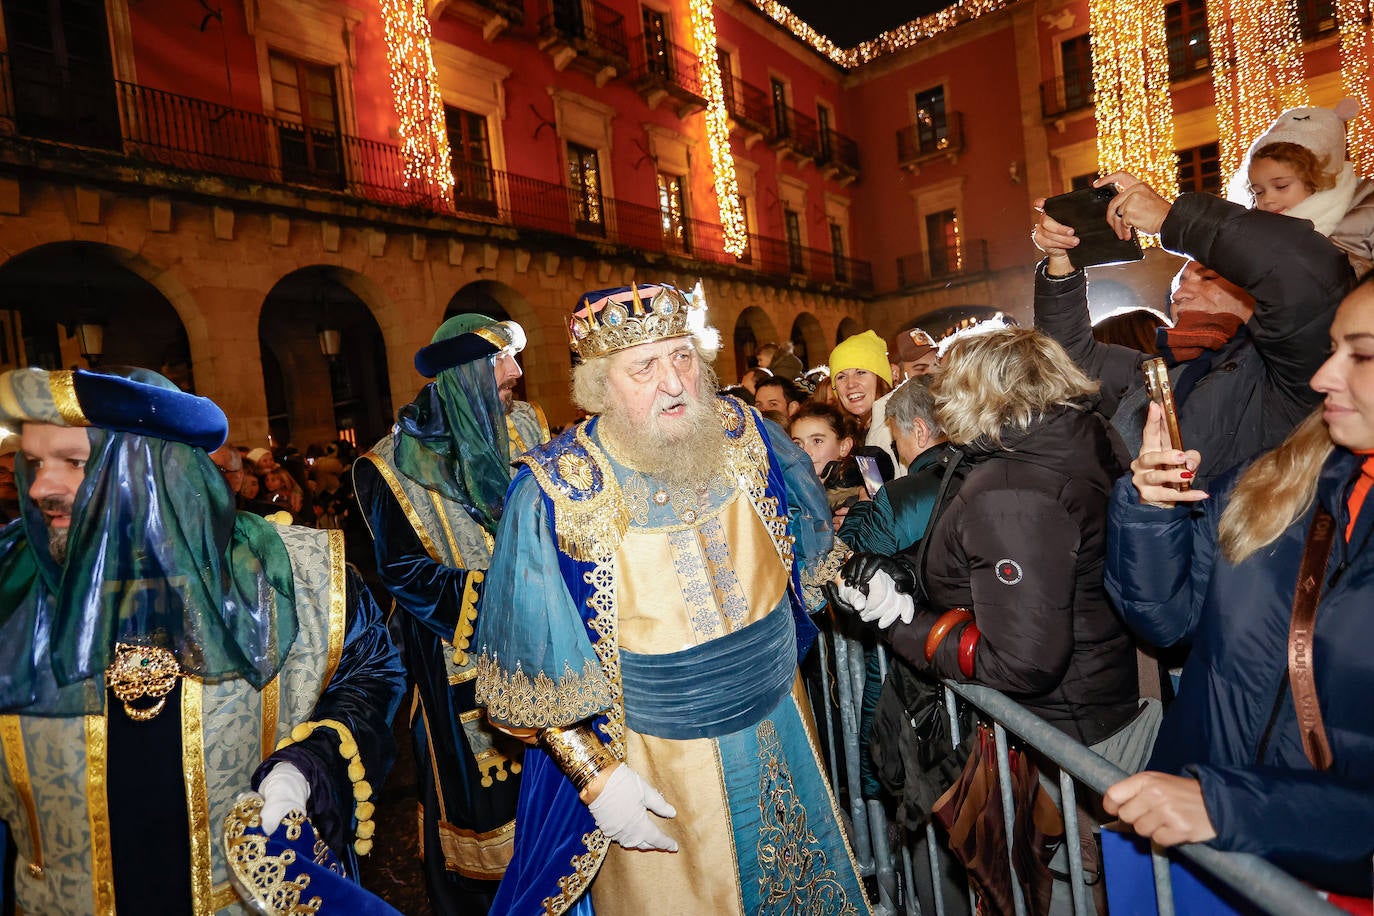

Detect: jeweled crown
569,282,711,360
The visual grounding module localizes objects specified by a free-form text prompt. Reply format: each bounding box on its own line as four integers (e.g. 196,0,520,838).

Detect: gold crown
568,282,709,360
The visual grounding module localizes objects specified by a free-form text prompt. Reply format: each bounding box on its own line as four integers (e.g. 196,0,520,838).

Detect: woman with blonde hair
1102,273,1374,897
832,327,1143,751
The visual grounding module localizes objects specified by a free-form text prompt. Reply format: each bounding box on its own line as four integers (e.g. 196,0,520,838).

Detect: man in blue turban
0,366,405,916
355,314,548,912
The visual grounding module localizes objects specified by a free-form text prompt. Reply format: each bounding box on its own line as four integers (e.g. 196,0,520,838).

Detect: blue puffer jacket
1106,449,1374,895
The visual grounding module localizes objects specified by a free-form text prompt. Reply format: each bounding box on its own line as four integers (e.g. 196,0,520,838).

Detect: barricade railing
810,627,1346,916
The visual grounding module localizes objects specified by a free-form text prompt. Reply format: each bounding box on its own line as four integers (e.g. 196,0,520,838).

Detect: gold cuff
538,724,616,792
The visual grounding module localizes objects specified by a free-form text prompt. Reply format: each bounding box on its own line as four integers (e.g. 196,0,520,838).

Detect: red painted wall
844,23,1033,291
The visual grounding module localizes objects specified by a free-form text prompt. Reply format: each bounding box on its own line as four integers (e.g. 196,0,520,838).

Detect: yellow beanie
828,330,890,381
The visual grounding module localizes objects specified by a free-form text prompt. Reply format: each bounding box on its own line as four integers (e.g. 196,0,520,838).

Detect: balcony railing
895,238,989,287
777,106,822,160
629,36,705,110
722,75,775,137
818,128,861,174
0,59,871,293
896,111,964,167
1040,73,1096,119
537,0,629,66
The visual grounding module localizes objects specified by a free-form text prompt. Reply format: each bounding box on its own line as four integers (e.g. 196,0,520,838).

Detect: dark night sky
779,0,961,47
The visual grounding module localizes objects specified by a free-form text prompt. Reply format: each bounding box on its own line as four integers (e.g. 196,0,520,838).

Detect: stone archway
789,312,825,374
0,242,198,388
835,316,861,345
731,305,780,383
442,279,549,408
908,305,1011,341
258,266,394,450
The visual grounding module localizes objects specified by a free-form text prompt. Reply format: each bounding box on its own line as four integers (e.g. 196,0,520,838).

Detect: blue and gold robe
475,396,870,916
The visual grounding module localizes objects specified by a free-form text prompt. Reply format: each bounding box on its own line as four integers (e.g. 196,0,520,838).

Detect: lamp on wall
317,327,342,362
76,323,104,368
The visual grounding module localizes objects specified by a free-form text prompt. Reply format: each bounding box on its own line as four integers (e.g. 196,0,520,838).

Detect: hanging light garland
741,0,1016,69
1206,0,1308,183
690,0,748,257
1336,0,1374,175
1088,0,1178,221
379,0,455,207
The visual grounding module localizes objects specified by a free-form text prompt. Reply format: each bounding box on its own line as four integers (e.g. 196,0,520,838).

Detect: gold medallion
105,643,181,721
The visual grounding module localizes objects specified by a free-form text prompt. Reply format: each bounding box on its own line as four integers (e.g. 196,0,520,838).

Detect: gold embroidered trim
475,655,612,729
803,541,852,611
582,558,626,758
211,882,240,911
438,817,516,879
182,678,215,916
361,453,443,563
48,370,88,426
429,489,466,567
507,413,530,457
516,424,630,562
1,717,43,878
275,719,376,855
261,675,281,762
223,795,323,915
448,666,478,686
322,530,346,692
452,570,483,667
540,829,609,916
84,715,114,915
531,401,552,443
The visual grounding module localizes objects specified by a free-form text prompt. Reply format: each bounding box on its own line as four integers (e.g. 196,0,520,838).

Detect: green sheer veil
392,314,514,533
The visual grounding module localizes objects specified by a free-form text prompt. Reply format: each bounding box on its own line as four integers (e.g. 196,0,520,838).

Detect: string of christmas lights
1336,0,1374,175
740,0,1016,68
1206,0,1308,183
690,0,748,257
1088,0,1178,220
379,0,455,207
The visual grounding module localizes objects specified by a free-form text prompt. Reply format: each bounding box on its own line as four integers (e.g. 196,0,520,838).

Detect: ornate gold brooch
105,643,181,721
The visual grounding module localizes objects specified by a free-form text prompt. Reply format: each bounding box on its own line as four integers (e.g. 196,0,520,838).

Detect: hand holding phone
854,454,885,498
1141,357,1188,492
1042,186,1145,270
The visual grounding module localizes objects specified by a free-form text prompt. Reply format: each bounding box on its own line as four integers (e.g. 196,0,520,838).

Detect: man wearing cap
0,366,406,916
355,314,548,912
474,283,868,916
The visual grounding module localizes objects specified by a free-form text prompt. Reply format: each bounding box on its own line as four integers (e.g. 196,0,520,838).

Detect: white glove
856,569,915,629
257,763,310,834
587,763,679,852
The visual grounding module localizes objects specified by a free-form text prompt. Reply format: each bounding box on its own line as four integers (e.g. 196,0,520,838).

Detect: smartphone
1142,357,1189,492
854,454,885,498
1042,186,1146,270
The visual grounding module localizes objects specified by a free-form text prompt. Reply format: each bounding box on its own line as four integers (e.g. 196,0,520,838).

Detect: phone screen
854,455,884,498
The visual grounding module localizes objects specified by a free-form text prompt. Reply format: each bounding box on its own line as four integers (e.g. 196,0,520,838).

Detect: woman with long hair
1102,273,1374,896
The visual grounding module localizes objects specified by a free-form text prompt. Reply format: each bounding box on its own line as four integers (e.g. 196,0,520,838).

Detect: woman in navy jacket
1103,272,1374,895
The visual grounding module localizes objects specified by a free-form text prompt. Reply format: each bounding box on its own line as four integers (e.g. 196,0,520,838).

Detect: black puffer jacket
888,404,1138,745
1035,193,1352,488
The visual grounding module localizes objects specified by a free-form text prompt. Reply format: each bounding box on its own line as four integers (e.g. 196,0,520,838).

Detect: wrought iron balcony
896,111,964,169
895,239,989,288
1040,74,1095,119
629,36,705,116
0,57,872,293
817,128,860,181
536,0,629,82
721,75,774,140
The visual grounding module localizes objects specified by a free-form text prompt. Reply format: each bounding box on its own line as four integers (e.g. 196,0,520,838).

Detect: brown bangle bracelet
924,608,973,662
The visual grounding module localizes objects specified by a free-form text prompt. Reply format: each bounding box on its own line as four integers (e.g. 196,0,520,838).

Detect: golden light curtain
379,0,455,208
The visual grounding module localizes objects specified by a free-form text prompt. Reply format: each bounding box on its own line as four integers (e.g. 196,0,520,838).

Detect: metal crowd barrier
812,628,1346,916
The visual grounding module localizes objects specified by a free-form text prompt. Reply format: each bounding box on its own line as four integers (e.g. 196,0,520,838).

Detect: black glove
822,580,859,617
840,552,918,597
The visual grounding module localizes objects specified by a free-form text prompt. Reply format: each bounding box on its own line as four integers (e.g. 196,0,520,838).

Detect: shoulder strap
1288,504,1336,771
910,448,966,607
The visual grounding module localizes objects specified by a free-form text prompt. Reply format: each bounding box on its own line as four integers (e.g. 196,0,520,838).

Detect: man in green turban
0,366,406,916
355,314,548,912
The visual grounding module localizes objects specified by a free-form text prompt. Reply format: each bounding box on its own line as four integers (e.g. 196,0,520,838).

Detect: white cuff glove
257,763,310,834
587,763,679,852
856,569,915,629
